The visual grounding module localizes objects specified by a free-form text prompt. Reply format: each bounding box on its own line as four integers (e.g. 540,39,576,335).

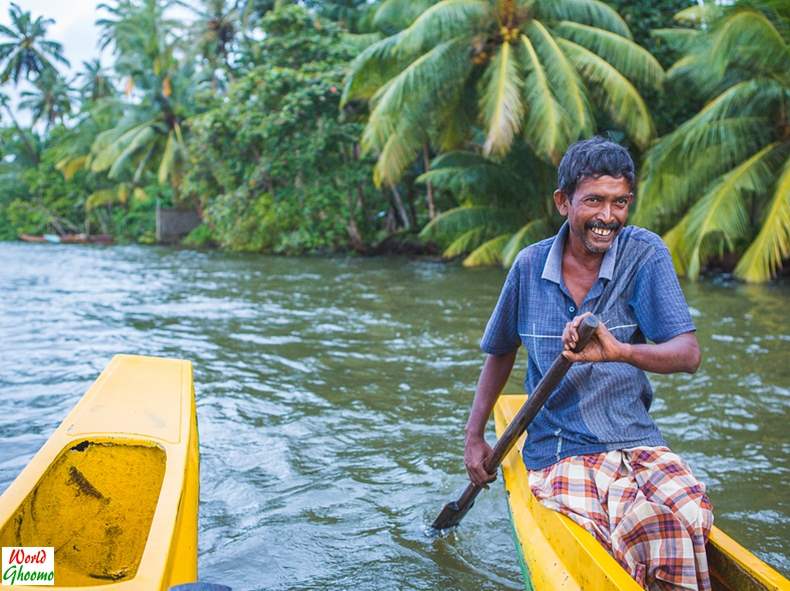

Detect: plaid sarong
528,447,713,591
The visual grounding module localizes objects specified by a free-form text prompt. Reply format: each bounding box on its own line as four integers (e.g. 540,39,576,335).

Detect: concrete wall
156,205,201,243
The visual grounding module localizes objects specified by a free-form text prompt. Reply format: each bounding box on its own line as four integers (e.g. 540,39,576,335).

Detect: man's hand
464,434,496,488
561,311,625,363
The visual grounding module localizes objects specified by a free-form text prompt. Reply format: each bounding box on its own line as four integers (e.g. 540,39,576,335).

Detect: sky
0,0,105,75
0,0,104,120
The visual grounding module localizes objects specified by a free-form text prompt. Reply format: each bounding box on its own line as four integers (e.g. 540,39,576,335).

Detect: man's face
553,175,633,255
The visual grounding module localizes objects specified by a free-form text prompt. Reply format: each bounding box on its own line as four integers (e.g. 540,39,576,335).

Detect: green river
0,242,787,589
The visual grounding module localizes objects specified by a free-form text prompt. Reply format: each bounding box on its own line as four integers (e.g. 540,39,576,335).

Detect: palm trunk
3,105,38,164
389,183,411,231
423,144,436,220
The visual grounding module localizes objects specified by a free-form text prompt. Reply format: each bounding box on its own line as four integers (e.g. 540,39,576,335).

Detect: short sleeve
480,259,522,355
629,246,695,343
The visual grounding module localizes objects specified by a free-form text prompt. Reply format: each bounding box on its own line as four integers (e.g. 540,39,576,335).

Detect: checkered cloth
528,447,713,591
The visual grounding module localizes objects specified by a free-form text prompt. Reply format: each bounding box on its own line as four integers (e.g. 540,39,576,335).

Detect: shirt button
569,306,575,313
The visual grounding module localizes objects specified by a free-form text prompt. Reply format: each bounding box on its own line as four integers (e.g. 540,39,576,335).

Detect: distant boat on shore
19,233,114,245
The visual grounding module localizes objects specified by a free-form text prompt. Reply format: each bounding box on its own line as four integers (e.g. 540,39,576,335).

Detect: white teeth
591,227,612,236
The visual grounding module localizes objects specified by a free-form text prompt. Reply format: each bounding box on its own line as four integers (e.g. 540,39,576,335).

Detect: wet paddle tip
423,523,457,538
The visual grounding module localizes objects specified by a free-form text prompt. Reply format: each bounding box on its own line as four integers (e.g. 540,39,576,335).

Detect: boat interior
0,439,165,586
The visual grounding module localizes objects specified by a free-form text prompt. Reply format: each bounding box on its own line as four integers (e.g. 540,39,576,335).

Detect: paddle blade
430,499,473,532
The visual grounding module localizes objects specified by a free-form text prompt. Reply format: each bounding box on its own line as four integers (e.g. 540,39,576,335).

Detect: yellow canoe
494,395,790,591
0,355,199,590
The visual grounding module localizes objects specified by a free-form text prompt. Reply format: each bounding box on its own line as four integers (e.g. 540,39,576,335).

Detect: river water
0,242,787,589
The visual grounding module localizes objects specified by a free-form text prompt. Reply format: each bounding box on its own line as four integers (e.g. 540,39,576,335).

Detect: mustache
586,220,621,231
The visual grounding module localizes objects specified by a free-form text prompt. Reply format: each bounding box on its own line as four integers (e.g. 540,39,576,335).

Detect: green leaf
463,234,511,266
559,38,654,149
555,21,664,91
362,37,472,183
342,33,409,105
519,34,567,163
501,218,552,266
674,143,781,279
735,155,790,282
525,20,592,141
420,205,517,241
108,125,156,179
480,42,524,156
535,0,631,39
394,0,489,56
442,226,488,257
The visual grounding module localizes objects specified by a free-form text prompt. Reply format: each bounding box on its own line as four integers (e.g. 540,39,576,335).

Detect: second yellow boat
494,395,790,591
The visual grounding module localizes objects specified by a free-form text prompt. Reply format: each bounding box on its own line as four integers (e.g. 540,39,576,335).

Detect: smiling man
464,138,713,591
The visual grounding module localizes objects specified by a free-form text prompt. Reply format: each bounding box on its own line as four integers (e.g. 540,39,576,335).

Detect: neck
564,233,604,272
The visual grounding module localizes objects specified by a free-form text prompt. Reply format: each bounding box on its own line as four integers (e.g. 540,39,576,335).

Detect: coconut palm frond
342,33,409,105
55,155,88,181
420,205,518,241
108,125,156,179
442,226,490,257
526,20,593,139
373,114,427,186
374,0,440,32
519,34,568,163
434,81,477,151
363,37,471,154
636,115,772,228
555,22,664,91
394,0,489,55
680,143,781,279
559,39,654,149
417,150,522,201
651,28,700,54
501,217,552,266
706,9,788,79
662,215,691,276
480,42,524,156
674,4,723,27
463,234,512,266
735,155,790,282
535,0,631,39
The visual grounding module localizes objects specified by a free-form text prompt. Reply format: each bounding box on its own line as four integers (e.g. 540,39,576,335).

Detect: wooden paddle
430,314,599,532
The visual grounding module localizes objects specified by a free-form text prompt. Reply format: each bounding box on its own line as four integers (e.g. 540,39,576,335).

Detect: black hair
557,137,635,199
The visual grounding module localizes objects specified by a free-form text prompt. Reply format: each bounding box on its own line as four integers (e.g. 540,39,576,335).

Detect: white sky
0,0,193,121
0,0,104,119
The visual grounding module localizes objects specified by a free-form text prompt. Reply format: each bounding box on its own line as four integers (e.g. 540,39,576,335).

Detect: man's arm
464,350,517,487
562,312,701,374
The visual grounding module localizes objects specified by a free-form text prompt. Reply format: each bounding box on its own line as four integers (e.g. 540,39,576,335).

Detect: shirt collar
541,221,621,284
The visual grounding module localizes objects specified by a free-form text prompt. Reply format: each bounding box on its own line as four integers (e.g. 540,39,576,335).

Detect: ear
553,189,570,216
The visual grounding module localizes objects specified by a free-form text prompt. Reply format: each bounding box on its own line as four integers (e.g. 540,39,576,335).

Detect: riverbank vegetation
0,0,787,280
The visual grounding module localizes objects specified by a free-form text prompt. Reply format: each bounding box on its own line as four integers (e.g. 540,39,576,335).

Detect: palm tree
0,3,69,84
635,2,790,282
87,0,195,198
18,70,73,131
343,0,663,187
187,0,239,84
0,91,38,163
77,59,115,103
419,142,557,265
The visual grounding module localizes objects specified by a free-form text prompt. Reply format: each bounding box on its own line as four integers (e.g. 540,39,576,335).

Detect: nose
598,202,614,223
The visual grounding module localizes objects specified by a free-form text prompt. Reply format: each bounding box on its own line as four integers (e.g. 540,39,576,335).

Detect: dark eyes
585,196,629,205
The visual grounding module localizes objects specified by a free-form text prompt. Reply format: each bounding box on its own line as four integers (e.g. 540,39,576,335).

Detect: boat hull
494,395,789,591
0,355,199,590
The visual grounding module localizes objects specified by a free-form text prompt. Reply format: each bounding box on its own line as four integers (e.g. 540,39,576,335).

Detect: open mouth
590,227,613,238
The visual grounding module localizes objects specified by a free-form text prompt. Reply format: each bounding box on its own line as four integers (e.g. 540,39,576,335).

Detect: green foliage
638,0,790,282
184,5,387,253
182,223,214,248
0,2,69,84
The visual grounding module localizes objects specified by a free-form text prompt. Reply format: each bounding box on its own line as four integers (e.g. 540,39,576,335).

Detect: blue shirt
480,223,695,470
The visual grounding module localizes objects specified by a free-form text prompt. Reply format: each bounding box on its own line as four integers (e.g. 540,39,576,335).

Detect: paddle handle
430,315,599,531
484,314,599,472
